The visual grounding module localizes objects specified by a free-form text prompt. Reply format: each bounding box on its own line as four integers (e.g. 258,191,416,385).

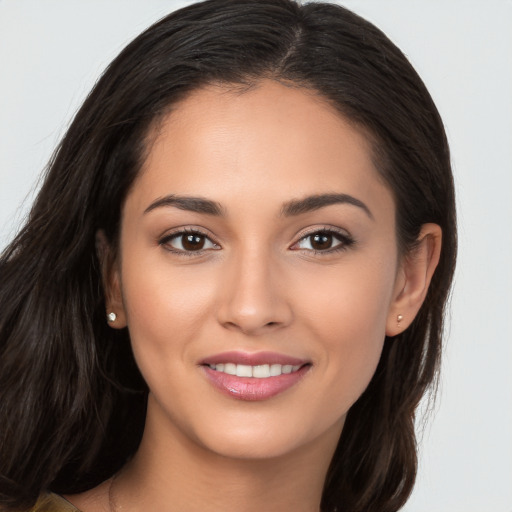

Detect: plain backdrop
1,1,511,511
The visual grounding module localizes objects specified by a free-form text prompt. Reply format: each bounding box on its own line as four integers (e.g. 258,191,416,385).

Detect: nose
216,248,293,336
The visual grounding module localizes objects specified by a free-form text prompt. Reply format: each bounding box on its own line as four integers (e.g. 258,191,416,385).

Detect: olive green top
30,493,81,512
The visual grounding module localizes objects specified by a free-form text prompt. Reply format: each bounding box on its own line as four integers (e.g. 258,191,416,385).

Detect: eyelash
158,227,355,256
291,227,355,255
158,228,220,257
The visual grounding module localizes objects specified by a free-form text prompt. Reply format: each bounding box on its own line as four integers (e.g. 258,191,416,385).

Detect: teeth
208,363,301,378
224,363,236,375
270,364,282,376
236,364,252,377
253,364,270,378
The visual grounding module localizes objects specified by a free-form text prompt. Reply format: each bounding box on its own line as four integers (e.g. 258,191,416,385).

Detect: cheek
123,231,219,314
298,256,395,339
295,258,396,405
119,253,218,373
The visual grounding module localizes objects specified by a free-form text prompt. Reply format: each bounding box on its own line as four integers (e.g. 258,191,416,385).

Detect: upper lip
201,351,309,367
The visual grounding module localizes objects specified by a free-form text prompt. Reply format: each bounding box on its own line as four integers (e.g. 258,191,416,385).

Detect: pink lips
200,351,311,401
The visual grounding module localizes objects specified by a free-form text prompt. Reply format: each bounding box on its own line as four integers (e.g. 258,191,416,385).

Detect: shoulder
29,493,82,512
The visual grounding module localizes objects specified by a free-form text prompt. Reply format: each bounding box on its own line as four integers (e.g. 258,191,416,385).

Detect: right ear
95,230,127,328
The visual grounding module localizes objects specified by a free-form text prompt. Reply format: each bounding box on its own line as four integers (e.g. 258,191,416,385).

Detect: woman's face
114,80,403,460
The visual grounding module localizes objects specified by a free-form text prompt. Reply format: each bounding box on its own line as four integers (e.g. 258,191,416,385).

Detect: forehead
129,80,393,216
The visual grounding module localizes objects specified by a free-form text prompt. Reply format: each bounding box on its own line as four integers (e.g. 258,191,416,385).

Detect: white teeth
208,363,303,378
269,363,282,376
252,364,270,378
224,363,237,375
236,364,253,377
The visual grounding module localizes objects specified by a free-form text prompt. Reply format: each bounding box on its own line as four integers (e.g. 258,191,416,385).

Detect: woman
0,0,456,511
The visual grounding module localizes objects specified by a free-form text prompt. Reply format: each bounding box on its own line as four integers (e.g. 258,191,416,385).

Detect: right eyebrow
143,195,224,216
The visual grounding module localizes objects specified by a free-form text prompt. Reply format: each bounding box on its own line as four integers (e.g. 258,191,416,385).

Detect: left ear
386,223,442,336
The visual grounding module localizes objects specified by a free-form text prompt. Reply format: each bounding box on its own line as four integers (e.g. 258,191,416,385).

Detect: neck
113,395,343,512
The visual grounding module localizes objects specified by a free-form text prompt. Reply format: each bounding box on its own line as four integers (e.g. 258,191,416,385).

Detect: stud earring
107,312,117,323
397,314,403,324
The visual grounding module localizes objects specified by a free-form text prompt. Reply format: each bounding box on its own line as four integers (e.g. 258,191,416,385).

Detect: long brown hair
0,1,456,511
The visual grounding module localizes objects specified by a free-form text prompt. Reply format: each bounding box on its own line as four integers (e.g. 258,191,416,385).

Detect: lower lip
202,365,310,401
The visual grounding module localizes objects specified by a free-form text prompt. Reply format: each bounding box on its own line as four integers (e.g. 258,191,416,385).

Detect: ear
386,223,442,336
95,230,127,329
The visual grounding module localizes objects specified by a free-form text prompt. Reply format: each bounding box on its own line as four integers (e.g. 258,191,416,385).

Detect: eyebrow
281,193,374,219
143,192,373,220
144,195,224,216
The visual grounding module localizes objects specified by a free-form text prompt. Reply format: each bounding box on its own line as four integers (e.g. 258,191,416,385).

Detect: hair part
0,1,456,511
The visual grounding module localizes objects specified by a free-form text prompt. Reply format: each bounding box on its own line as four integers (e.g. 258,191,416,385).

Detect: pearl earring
107,312,117,323
397,314,403,323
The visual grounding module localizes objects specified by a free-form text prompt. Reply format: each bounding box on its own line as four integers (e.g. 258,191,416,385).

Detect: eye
160,230,219,253
292,229,354,253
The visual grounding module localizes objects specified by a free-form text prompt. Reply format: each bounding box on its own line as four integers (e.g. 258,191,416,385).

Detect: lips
207,362,301,378
202,351,307,367
200,351,311,401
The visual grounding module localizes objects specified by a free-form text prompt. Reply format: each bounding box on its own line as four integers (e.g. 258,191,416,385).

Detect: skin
70,80,441,512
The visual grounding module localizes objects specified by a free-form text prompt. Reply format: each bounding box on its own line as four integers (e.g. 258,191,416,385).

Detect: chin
190,411,345,463
203,430,300,460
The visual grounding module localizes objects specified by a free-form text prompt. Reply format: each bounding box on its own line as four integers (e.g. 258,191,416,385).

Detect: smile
201,352,311,401
207,363,302,378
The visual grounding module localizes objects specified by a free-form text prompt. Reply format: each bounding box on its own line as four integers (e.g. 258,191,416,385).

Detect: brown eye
182,233,206,251
310,233,333,251
293,230,353,253
161,231,219,253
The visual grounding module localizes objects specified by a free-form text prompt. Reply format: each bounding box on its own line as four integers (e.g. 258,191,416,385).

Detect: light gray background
1,1,511,510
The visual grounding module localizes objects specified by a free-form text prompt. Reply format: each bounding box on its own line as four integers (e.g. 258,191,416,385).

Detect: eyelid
157,225,354,256
290,225,355,253
158,226,221,254
292,225,352,243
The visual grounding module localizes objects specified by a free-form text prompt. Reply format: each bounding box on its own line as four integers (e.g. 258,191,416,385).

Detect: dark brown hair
0,1,456,511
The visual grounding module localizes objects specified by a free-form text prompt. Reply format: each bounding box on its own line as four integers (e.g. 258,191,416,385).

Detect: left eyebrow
281,193,374,220
144,195,224,216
